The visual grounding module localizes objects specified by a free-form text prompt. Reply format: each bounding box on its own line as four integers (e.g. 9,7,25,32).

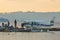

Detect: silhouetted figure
2,22,4,27
14,19,17,28
5,24,8,28
5,24,10,32
21,23,25,28
8,21,10,27
31,22,33,27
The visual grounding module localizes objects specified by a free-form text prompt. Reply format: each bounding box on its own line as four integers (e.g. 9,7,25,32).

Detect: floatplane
21,16,56,32
0,16,56,32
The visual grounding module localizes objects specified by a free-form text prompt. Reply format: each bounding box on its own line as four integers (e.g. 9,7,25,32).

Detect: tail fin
50,16,56,25
51,16,56,21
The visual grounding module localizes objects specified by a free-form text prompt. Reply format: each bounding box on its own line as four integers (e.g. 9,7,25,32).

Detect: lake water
0,12,60,22
0,32,60,40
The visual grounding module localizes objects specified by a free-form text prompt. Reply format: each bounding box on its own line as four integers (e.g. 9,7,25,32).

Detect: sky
0,0,60,12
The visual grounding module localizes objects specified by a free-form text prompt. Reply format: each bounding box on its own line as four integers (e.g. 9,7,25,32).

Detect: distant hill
0,18,8,22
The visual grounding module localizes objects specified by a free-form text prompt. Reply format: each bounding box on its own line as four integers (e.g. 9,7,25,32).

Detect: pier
0,20,60,32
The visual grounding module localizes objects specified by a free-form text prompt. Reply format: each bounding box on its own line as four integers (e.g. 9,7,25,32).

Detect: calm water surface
0,32,60,40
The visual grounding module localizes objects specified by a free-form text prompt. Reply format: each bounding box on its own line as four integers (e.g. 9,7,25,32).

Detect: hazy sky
0,0,60,12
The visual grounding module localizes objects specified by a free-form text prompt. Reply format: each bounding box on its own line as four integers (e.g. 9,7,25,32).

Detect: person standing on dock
21,23,25,28
14,19,17,29
8,21,10,27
